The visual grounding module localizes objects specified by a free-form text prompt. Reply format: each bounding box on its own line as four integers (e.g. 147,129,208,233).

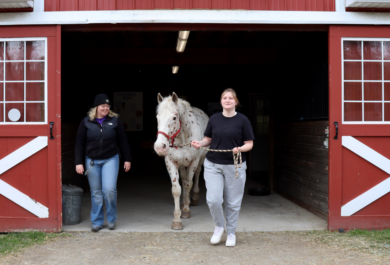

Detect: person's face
221,92,237,111
97,104,110,118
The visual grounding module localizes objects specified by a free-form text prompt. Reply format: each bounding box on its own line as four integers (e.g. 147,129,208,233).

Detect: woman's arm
116,118,132,172
191,136,212,149
233,140,254,154
75,119,87,175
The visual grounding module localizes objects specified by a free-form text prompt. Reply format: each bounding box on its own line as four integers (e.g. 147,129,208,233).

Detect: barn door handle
333,121,338,140
50,122,54,140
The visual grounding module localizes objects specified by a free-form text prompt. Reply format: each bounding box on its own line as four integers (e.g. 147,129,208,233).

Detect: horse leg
180,166,191,219
179,166,187,210
191,157,204,206
166,157,183,230
181,162,199,219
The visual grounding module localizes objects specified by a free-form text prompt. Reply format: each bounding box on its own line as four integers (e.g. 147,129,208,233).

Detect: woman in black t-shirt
191,88,254,247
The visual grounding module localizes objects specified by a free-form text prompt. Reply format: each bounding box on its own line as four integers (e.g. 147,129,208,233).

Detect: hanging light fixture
176,31,190,53
172,66,179,74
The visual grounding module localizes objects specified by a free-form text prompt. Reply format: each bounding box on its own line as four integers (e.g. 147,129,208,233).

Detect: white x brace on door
341,136,390,216
0,136,49,218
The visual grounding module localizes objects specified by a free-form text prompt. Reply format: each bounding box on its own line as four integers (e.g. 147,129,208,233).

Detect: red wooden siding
45,0,335,11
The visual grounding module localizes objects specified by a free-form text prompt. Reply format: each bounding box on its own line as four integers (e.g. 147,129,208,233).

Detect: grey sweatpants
203,158,247,235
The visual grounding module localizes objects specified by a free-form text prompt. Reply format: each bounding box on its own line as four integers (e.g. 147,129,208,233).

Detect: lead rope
176,142,242,179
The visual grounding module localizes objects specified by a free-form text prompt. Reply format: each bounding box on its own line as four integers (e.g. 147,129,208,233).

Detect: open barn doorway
60,29,328,231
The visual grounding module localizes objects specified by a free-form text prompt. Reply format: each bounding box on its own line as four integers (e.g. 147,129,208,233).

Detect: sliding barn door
0,26,61,232
329,26,390,230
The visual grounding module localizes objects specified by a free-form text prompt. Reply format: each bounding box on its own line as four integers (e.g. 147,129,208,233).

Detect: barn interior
60,29,329,231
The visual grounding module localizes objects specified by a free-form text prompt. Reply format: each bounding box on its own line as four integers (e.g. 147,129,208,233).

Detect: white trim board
1,10,390,25
346,0,390,8
341,136,390,216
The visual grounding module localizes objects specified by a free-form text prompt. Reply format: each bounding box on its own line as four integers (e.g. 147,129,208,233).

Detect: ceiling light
176,31,190,53
176,40,187,53
179,31,190,40
172,66,179,74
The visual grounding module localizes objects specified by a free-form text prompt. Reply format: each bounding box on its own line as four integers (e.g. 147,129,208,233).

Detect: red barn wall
45,0,335,11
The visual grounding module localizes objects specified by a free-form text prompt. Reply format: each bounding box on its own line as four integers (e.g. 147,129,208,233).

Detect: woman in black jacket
75,94,131,232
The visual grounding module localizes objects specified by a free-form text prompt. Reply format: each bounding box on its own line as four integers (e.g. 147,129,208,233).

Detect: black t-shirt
204,112,255,165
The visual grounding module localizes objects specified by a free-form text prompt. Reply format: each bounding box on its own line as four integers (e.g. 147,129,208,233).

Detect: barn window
0,38,46,124
343,39,390,123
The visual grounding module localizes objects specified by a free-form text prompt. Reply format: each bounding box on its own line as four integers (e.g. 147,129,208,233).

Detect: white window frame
0,37,47,125
342,37,390,124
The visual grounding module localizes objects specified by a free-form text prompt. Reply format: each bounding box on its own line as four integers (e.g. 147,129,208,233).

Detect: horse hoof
171,222,183,230
190,199,199,206
180,204,184,210
181,211,191,219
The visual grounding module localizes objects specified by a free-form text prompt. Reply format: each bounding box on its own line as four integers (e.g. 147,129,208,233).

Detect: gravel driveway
1,231,388,265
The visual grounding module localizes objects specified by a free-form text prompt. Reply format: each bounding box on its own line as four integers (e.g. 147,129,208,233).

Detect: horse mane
156,95,193,117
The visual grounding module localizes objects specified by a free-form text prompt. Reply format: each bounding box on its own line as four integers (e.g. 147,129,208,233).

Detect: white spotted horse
154,92,209,230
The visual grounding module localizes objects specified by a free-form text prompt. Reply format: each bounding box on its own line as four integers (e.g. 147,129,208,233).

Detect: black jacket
74,115,131,165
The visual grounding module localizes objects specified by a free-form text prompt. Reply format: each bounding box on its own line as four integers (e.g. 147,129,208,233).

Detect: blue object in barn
62,184,84,225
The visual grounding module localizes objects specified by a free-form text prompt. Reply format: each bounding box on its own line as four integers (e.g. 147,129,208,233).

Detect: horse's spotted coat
154,93,209,228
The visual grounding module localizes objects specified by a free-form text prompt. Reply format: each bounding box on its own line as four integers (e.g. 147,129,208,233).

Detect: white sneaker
226,234,236,247
210,226,224,244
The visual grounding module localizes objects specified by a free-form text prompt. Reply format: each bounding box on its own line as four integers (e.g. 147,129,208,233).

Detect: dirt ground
1,231,388,265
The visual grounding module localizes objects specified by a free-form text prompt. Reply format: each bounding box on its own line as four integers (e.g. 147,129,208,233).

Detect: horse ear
157,93,164,104
172,92,179,103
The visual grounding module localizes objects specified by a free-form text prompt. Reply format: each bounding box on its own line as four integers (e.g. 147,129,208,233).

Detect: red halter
157,121,182,149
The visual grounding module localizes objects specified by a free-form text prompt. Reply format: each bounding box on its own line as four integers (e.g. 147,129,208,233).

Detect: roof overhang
346,0,390,8
0,0,33,9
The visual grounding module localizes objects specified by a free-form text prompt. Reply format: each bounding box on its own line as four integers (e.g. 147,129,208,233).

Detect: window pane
364,62,382,80
384,42,390,60
384,62,390,80
385,103,390,121
26,103,44,122
26,41,45,60
344,82,362,100
5,83,23,101
385,83,390,100
344,62,362,80
364,82,382,101
344,41,362,60
0,83,2,101
5,103,23,122
6,41,24,60
6,62,24,80
363,41,382,60
26,62,44,80
26,82,44,101
0,42,4,61
0,63,3,81
344,102,362,121
364,103,382,121
0,103,3,122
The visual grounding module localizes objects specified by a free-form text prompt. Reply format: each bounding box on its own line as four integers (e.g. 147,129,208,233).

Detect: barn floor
62,176,327,232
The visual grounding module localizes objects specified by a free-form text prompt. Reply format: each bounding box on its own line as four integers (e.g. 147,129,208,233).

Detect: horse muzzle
154,141,168,156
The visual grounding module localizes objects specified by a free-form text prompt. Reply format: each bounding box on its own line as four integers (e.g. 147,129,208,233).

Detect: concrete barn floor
62,176,327,232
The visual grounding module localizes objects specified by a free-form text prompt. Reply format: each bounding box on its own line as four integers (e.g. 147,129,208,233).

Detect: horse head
154,92,182,156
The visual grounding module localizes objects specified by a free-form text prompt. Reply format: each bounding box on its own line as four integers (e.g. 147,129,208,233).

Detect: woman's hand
191,141,202,149
233,147,242,154
124,162,131,172
76,164,84,175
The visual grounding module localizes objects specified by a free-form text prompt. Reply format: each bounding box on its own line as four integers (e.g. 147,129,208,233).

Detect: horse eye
173,117,176,120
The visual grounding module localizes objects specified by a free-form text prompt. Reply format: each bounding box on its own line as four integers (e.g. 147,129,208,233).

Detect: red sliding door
0,26,61,232
329,26,390,230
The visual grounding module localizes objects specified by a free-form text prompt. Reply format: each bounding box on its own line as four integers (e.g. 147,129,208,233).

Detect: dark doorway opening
61,29,329,223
